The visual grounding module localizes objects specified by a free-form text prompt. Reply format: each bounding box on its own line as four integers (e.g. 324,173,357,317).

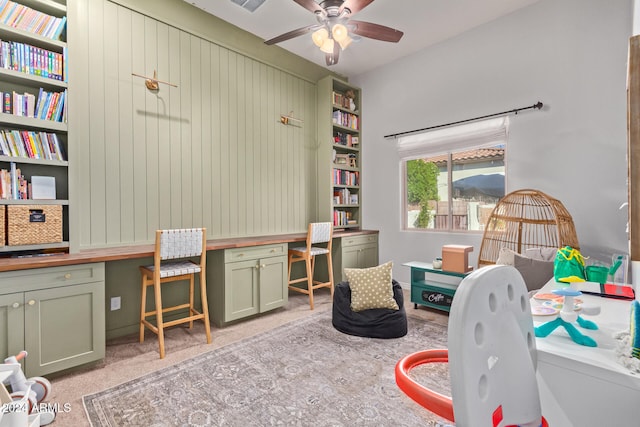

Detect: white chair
139,228,211,359
396,265,547,426
287,222,334,310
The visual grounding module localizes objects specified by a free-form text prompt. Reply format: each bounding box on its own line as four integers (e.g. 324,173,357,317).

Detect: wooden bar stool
287,222,334,310
139,228,211,359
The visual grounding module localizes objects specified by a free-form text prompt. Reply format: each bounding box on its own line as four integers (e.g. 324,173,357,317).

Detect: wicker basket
478,189,579,266
7,205,62,246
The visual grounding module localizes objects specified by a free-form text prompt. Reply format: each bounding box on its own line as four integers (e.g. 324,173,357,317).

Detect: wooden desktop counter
0,229,379,272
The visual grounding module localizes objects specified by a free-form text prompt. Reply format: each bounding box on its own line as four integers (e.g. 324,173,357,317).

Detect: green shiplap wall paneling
70,0,318,250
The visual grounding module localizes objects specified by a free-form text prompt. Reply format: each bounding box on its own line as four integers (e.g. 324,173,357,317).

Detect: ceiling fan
264,0,404,66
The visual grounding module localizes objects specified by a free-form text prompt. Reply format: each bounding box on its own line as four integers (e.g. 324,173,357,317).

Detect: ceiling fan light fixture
320,38,335,54
331,23,348,42
312,28,329,47
337,35,352,50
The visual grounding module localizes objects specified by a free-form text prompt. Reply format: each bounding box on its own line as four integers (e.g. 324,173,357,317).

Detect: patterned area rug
83,311,451,426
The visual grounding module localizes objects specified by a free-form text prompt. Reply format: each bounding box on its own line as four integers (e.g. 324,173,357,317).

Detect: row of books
333,188,358,206
332,91,356,111
0,162,26,199
0,39,64,80
333,169,359,186
0,0,66,41
334,132,359,146
333,209,357,227
332,111,359,130
1,88,66,122
0,129,65,161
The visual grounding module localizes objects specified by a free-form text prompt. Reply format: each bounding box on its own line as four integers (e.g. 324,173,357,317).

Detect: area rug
83,312,451,426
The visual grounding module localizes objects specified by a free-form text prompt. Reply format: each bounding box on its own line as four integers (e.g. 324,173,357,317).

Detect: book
0,131,8,156
2,91,10,113
0,1,17,24
26,92,35,118
52,133,65,160
53,90,64,121
10,161,18,200
39,132,51,159
41,14,58,38
31,176,56,199
45,91,58,120
6,4,26,27
51,15,66,40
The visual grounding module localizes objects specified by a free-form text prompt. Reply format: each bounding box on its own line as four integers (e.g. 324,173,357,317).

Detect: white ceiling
184,0,541,77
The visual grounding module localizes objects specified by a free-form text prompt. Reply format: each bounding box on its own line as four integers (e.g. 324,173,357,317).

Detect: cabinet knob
12,302,20,309
255,264,260,269
261,264,266,269
28,300,36,306
64,273,72,279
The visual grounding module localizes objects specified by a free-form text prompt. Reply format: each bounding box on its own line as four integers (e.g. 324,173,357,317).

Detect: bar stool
287,222,334,310
139,228,211,359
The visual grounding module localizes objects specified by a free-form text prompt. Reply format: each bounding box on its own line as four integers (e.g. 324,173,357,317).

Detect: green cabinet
333,234,379,283
209,244,287,327
0,263,105,376
403,261,470,313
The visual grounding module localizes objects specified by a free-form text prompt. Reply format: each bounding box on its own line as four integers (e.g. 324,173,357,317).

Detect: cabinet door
225,259,260,322
259,256,287,313
341,245,361,281
359,243,379,269
0,292,24,362
23,281,105,377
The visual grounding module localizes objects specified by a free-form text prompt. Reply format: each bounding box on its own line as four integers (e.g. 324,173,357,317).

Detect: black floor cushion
332,279,408,339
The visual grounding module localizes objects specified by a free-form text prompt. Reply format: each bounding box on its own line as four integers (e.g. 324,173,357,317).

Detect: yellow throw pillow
344,261,399,312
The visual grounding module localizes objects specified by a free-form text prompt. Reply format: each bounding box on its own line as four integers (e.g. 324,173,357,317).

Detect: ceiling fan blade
349,20,404,42
293,0,324,14
265,24,322,45
339,0,374,15
325,44,340,66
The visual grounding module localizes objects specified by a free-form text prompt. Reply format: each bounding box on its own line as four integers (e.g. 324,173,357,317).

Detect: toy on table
534,284,601,347
535,246,601,346
2,351,55,426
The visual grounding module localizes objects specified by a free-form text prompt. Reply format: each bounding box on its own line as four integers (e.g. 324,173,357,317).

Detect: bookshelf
0,0,68,253
317,76,361,230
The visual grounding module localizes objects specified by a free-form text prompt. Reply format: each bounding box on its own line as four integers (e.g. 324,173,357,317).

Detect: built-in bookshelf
318,76,361,229
0,0,68,253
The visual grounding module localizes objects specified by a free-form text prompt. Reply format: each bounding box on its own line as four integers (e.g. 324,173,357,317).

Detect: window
399,117,508,232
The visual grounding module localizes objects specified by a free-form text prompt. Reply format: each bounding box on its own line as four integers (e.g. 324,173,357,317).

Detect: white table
532,280,640,426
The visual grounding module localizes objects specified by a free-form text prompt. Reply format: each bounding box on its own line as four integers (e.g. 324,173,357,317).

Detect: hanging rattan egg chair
478,189,580,266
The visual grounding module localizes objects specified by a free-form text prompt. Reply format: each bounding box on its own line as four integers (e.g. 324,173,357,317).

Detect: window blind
396,116,509,160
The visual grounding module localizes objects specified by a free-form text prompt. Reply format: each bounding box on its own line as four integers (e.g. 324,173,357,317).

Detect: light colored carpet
47,290,450,426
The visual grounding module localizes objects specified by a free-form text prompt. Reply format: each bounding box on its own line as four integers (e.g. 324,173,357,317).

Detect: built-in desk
0,229,379,272
532,280,640,426
0,229,379,374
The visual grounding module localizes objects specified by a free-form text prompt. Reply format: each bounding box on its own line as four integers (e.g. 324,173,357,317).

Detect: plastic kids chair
396,265,548,427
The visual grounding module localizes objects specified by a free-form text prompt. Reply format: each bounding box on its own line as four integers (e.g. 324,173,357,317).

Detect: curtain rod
384,101,544,139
